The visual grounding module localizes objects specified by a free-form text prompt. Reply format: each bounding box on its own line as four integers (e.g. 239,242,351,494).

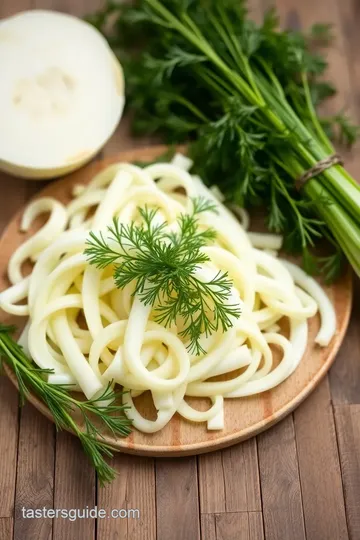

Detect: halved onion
0,10,125,179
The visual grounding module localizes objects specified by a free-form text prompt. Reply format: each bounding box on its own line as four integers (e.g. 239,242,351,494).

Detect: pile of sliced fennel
0,10,125,179
0,154,336,434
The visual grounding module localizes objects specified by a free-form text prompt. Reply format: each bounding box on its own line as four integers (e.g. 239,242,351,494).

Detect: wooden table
1,1,360,539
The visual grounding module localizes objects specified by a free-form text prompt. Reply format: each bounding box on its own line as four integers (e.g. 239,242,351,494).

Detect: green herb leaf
85,199,241,354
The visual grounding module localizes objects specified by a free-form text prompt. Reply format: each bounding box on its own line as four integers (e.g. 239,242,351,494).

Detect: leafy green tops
89,0,360,281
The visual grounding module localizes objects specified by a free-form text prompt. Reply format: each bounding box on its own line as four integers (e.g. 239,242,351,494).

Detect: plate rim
1,145,353,457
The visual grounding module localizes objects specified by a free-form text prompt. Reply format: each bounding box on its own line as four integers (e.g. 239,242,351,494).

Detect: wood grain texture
215,512,251,540
293,379,348,540
216,512,265,540
0,377,19,520
257,415,306,540
53,432,96,540
156,458,200,540
199,438,261,515
248,512,265,540
330,278,360,404
97,455,156,540
221,439,262,512
0,518,13,540
334,406,360,540
34,0,100,15
199,453,226,514
200,512,264,540
13,405,54,540
201,514,216,540
0,0,31,17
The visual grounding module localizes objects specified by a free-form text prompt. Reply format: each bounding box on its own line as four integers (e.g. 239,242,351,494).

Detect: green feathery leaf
85,198,241,354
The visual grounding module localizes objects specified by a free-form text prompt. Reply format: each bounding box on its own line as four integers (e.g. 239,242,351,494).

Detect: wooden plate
0,145,353,457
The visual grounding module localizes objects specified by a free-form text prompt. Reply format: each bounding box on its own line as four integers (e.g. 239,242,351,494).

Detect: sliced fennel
0,10,125,179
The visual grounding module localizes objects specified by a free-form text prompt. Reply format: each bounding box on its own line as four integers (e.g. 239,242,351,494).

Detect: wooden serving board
0,145,353,457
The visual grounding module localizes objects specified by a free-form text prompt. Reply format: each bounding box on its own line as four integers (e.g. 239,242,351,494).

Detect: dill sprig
0,325,132,485
89,0,360,282
85,198,241,355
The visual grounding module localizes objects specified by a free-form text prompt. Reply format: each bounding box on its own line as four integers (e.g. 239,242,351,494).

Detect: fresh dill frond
318,250,344,283
85,198,241,355
0,325,132,485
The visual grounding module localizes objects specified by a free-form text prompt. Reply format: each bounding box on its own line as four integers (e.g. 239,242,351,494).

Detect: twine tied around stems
296,154,343,190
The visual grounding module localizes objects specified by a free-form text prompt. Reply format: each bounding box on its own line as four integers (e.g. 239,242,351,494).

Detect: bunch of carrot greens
90,0,360,281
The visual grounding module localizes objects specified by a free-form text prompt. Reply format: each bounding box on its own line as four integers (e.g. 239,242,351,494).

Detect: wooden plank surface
97,454,156,540
334,405,360,540
13,406,54,540
0,1,360,540
53,432,96,540
0,520,13,540
257,416,306,540
215,512,255,540
198,438,262,515
156,458,200,540
293,380,348,540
